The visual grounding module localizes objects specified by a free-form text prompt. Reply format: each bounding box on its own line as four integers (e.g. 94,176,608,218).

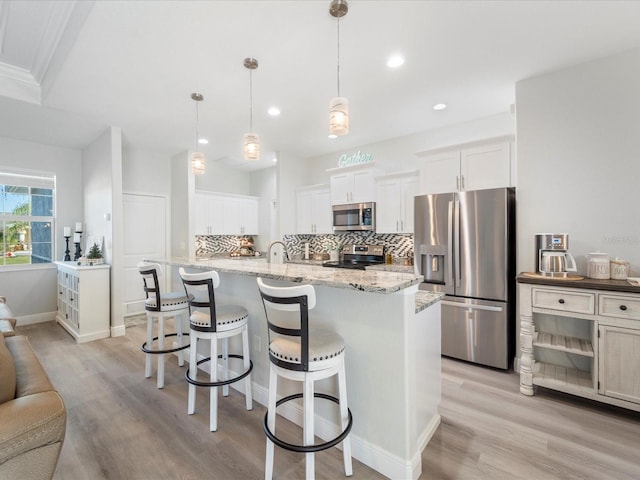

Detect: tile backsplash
196,235,247,257
284,233,413,258
196,233,414,259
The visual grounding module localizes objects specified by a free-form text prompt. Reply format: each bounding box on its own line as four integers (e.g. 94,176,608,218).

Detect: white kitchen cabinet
329,167,375,205
296,185,332,234
194,192,224,235
519,279,640,412
55,261,110,343
194,191,259,235
419,139,512,195
375,171,419,233
598,325,640,404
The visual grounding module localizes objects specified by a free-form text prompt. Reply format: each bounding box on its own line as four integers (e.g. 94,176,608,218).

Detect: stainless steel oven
332,202,375,232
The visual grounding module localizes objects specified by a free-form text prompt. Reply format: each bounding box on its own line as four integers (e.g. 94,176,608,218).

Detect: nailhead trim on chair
145,298,189,309
190,311,248,328
269,346,345,363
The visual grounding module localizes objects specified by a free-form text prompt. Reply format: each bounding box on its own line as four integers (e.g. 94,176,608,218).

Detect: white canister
587,252,610,279
610,258,630,280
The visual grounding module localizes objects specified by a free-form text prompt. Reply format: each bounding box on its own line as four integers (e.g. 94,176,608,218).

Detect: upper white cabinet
375,171,419,233
296,185,332,234
329,167,376,205
418,139,513,195
195,191,259,235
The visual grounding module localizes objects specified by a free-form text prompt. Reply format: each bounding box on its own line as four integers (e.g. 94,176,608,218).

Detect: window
0,171,55,266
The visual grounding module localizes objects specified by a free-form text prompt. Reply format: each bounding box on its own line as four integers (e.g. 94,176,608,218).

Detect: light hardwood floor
16,321,640,480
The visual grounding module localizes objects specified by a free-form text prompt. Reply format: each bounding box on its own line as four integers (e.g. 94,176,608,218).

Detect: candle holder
64,236,71,261
73,231,83,261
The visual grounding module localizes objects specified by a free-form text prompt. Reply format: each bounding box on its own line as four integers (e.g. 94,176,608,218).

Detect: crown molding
0,61,40,104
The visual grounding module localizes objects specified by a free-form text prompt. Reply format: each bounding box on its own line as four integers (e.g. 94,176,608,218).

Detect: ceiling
2,0,640,172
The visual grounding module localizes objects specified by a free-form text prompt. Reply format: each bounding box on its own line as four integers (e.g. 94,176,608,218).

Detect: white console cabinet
518,277,640,411
55,261,111,343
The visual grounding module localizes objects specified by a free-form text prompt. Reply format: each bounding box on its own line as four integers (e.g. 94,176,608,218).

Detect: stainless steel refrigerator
414,188,516,369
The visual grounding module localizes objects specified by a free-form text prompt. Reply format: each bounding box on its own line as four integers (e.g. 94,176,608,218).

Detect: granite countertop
517,272,640,294
366,264,415,274
159,257,423,295
415,291,444,314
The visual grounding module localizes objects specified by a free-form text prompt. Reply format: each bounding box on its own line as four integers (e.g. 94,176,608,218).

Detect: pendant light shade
243,57,260,161
329,0,349,137
329,96,349,136
244,133,260,161
191,151,205,175
190,92,205,175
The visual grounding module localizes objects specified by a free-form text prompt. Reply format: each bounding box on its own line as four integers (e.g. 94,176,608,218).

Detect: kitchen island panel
162,258,440,479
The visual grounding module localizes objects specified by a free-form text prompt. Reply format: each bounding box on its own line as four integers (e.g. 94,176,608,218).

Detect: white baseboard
111,324,126,337
188,347,431,479
16,311,56,326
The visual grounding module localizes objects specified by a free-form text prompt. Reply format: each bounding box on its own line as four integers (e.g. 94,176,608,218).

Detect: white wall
306,111,515,185
122,147,171,196
170,150,192,258
250,166,277,252
194,157,251,194
0,136,82,319
82,126,124,334
516,48,640,275
277,151,307,235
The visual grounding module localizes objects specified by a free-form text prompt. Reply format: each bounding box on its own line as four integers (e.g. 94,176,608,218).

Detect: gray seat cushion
190,305,248,332
270,328,345,367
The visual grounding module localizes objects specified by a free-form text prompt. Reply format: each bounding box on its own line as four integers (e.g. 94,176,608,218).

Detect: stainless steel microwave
332,202,376,232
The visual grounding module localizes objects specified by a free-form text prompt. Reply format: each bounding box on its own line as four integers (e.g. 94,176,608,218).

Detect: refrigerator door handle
441,300,504,313
447,200,454,289
454,199,461,288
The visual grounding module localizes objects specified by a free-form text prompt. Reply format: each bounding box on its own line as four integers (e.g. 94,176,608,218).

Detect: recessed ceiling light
198,138,209,144
433,103,447,110
387,55,405,68
328,134,337,139
268,107,281,116
273,157,278,163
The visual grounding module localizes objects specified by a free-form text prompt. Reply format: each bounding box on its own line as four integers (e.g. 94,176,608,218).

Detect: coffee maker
535,233,577,277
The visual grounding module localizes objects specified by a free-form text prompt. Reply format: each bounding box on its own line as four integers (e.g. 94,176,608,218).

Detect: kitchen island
155,257,442,479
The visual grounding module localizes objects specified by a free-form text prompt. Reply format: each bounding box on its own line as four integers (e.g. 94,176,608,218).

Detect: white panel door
123,194,167,316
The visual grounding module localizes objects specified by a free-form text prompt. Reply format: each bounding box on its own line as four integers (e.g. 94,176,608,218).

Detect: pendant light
329,0,349,137
190,92,205,175
243,57,260,161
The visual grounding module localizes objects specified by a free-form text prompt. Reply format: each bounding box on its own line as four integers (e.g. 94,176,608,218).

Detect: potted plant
87,242,104,265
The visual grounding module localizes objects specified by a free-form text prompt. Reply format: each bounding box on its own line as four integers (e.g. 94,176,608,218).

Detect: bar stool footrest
263,392,353,453
185,354,253,387
141,332,190,355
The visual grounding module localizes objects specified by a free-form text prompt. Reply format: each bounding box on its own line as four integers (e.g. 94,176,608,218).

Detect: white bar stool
179,267,253,432
137,262,189,389
257,277,353,480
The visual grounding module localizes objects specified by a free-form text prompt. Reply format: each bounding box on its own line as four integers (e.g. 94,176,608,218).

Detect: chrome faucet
267,240,290,264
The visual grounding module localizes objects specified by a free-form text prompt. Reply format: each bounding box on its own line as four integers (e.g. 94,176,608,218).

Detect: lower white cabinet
598,325,640,404
519,279,640,411
55,261,110,343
